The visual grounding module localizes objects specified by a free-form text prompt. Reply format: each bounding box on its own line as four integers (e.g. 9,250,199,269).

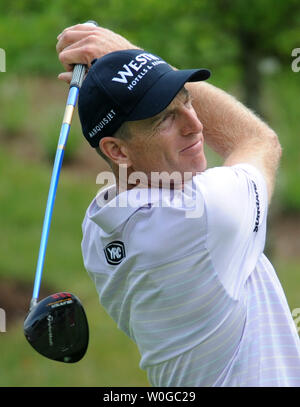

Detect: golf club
24,20,98,363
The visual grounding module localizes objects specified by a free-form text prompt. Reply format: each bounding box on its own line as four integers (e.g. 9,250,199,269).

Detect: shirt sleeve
195,163,269,299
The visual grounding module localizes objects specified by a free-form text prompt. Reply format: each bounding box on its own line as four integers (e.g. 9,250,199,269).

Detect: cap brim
126,68,210,121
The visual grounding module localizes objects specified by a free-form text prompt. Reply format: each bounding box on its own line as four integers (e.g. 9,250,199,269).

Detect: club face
24,292,89,363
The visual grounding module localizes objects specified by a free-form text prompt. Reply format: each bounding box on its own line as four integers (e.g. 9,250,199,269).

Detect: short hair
94,122,131,166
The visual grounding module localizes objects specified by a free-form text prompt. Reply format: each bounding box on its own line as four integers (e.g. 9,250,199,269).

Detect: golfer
56,24,300,386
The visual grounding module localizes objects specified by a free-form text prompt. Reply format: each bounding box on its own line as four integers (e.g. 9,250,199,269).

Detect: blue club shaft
30,86,81,310
30,20,98,311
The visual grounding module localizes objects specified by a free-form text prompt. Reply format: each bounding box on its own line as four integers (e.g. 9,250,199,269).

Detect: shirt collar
87,184,162,233
88,177,199,233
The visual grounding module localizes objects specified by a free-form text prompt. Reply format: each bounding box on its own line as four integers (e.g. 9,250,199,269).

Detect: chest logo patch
104,241,126,265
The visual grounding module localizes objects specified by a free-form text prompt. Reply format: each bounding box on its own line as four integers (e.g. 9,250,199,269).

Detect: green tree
204,0,300,114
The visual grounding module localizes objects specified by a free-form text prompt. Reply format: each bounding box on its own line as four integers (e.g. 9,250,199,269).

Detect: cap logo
112,52,165,88
88,108,116,139
104,241,126,265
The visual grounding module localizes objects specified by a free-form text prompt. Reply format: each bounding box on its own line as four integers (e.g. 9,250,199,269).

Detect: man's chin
191,156,207,176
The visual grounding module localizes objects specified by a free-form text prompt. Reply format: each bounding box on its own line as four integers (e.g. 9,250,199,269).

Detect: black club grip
69,20,99,89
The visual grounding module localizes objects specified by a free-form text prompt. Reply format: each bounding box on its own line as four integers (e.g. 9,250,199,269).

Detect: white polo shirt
81,164,300,386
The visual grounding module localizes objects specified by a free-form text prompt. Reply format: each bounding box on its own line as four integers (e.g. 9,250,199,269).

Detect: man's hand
56,24,138,83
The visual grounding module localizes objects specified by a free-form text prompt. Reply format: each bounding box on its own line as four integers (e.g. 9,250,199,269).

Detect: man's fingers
56,30,97,54
56,25,104,53
57,23,99,39
57,72,73,84
57,27,106,71
56,24,137,73
58,41,101,72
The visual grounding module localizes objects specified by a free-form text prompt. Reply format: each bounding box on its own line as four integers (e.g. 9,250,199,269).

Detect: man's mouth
180,139,202,153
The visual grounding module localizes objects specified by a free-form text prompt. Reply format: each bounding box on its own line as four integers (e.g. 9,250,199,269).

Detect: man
56,24,300,386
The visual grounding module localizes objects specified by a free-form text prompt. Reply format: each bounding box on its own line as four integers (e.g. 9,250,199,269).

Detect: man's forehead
178,86,189,98
170,86,189,104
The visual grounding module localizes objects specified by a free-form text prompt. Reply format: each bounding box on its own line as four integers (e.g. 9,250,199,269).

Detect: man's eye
162,112,174,123
185,98,193,108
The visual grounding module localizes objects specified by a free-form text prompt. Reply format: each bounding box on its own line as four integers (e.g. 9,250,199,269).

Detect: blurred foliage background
0,0,300,387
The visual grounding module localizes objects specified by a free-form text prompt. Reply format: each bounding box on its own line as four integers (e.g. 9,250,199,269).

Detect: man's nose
180,106,203,135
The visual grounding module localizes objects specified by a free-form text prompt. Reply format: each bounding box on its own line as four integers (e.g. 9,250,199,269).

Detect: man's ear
99,137,132,167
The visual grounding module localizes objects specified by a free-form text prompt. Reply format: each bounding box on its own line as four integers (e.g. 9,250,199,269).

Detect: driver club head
24,292,89,363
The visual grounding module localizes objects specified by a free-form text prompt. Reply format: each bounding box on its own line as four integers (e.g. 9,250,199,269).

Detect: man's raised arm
185,81,282,202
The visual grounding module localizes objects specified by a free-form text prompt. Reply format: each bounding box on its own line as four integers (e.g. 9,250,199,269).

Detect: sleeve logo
104,241,126,265
252,181,261,232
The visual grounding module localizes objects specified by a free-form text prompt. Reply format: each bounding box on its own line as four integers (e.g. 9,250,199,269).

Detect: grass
273,258,300,314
